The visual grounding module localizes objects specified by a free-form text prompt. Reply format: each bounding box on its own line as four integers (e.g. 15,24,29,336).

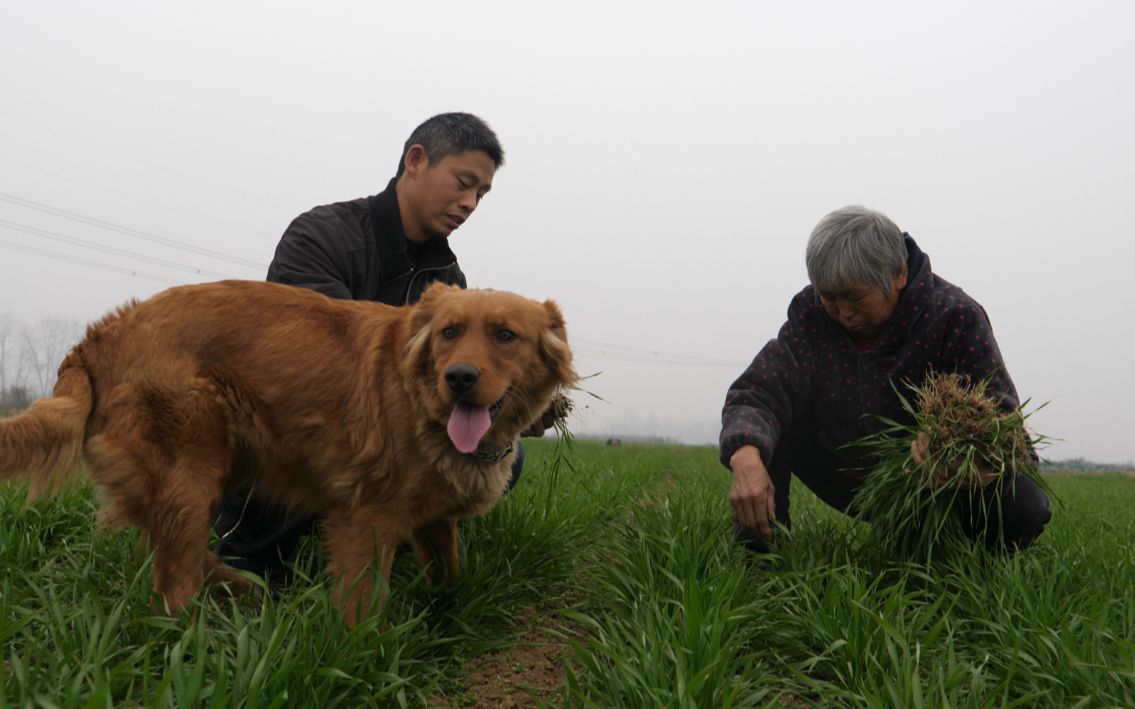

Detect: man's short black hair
395,112,505,176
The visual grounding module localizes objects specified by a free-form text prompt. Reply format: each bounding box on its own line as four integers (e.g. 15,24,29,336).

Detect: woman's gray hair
805,206,907,294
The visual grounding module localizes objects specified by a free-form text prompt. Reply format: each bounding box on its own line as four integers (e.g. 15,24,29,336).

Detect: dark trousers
215,442,526,576
734,422,1052,554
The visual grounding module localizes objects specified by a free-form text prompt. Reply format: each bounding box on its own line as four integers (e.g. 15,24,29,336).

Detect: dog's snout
444,364,480,395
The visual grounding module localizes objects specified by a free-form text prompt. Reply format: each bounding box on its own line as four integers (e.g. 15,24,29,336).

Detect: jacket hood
881,233,934,339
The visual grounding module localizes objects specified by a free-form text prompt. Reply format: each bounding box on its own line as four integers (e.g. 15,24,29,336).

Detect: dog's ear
403,291,442,376
539,300,576,384
418,281,460,309
408,281,461,336
403,320,432,376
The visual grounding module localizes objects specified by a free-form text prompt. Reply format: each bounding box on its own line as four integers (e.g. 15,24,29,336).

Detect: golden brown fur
0,280,575,625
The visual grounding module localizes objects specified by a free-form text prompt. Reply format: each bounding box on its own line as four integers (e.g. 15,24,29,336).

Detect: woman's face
818,271,908,338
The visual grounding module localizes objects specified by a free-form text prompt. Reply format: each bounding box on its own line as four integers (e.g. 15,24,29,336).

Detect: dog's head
402,284,576,454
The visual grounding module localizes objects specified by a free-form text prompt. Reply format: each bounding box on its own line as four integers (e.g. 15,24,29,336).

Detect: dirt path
430,476,682,707
430,592,580,708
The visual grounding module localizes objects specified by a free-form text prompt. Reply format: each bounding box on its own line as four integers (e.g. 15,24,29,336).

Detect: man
216,112,550,576
720,206,1051,553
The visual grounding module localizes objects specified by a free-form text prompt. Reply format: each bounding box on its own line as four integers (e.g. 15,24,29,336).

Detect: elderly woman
720,206,1051,552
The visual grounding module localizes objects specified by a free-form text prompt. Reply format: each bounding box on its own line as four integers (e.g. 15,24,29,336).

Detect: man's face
400,148,496,242
817,271,908,338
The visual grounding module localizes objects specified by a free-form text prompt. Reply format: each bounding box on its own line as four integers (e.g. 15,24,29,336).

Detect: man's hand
521,407,557,438
729,445,777,541
910,431,997,489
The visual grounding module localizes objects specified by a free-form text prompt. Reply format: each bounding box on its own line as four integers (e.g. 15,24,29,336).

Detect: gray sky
1,1,1132,463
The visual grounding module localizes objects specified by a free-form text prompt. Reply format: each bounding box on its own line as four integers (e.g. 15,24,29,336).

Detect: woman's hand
729,445,778,540
910,431,997,489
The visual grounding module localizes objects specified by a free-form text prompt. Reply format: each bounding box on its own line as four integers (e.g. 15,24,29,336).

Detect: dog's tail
0,353,92,500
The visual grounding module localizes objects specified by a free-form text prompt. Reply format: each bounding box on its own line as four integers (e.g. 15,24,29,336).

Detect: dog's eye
442,326,459,340
496,329,516,343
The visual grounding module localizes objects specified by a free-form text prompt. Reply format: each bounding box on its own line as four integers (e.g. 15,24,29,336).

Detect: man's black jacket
266,178,466,304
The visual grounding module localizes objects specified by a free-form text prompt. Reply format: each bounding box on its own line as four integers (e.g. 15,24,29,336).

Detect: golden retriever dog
0,280,575,625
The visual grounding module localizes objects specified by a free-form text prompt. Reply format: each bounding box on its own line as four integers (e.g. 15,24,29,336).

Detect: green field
2,440,1133,707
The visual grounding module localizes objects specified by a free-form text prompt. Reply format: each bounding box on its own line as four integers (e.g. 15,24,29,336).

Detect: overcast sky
1,1,1132,463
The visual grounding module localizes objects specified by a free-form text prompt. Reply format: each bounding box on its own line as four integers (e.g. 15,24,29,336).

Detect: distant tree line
0,311,83,412
1040,457,1134,473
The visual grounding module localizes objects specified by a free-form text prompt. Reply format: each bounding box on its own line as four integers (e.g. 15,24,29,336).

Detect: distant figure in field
719,206,1051,552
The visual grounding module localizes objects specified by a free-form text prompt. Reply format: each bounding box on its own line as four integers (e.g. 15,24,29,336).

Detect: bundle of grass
849,371,1048,563
548,390,575,436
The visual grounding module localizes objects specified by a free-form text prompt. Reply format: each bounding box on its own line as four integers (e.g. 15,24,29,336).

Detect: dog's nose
444,364,480,395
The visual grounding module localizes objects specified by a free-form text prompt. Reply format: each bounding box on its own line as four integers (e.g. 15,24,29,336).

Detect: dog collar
472,440,514,464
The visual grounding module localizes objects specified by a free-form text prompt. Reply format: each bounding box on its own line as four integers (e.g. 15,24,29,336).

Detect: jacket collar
871,233,934,351
368,178,459,283
886,234,933,331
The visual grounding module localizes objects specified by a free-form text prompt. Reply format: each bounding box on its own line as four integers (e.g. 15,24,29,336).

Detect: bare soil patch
432,476,681,706
430,593,581,708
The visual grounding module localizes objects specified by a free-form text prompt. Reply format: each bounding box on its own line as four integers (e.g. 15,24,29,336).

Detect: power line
0,110,278,208
0,192,263,270
0,237,743,368
0,156,266,236
574,349,743,368
572,339,746,368
0,240,183,286
573,336,746,367
0,161,743,368
0,219,239,280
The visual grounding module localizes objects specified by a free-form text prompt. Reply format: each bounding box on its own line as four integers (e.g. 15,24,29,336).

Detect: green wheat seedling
540,374,607,511
849,372,1050,564
542,390,577,510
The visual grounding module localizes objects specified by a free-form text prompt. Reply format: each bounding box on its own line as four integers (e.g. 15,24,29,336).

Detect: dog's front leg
322,507,401,627
409,518,460,587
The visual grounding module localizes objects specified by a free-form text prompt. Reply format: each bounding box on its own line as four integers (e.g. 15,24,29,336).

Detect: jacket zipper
402,263,455,305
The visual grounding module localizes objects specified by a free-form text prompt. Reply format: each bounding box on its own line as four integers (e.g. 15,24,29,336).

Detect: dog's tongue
447,404,492,453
